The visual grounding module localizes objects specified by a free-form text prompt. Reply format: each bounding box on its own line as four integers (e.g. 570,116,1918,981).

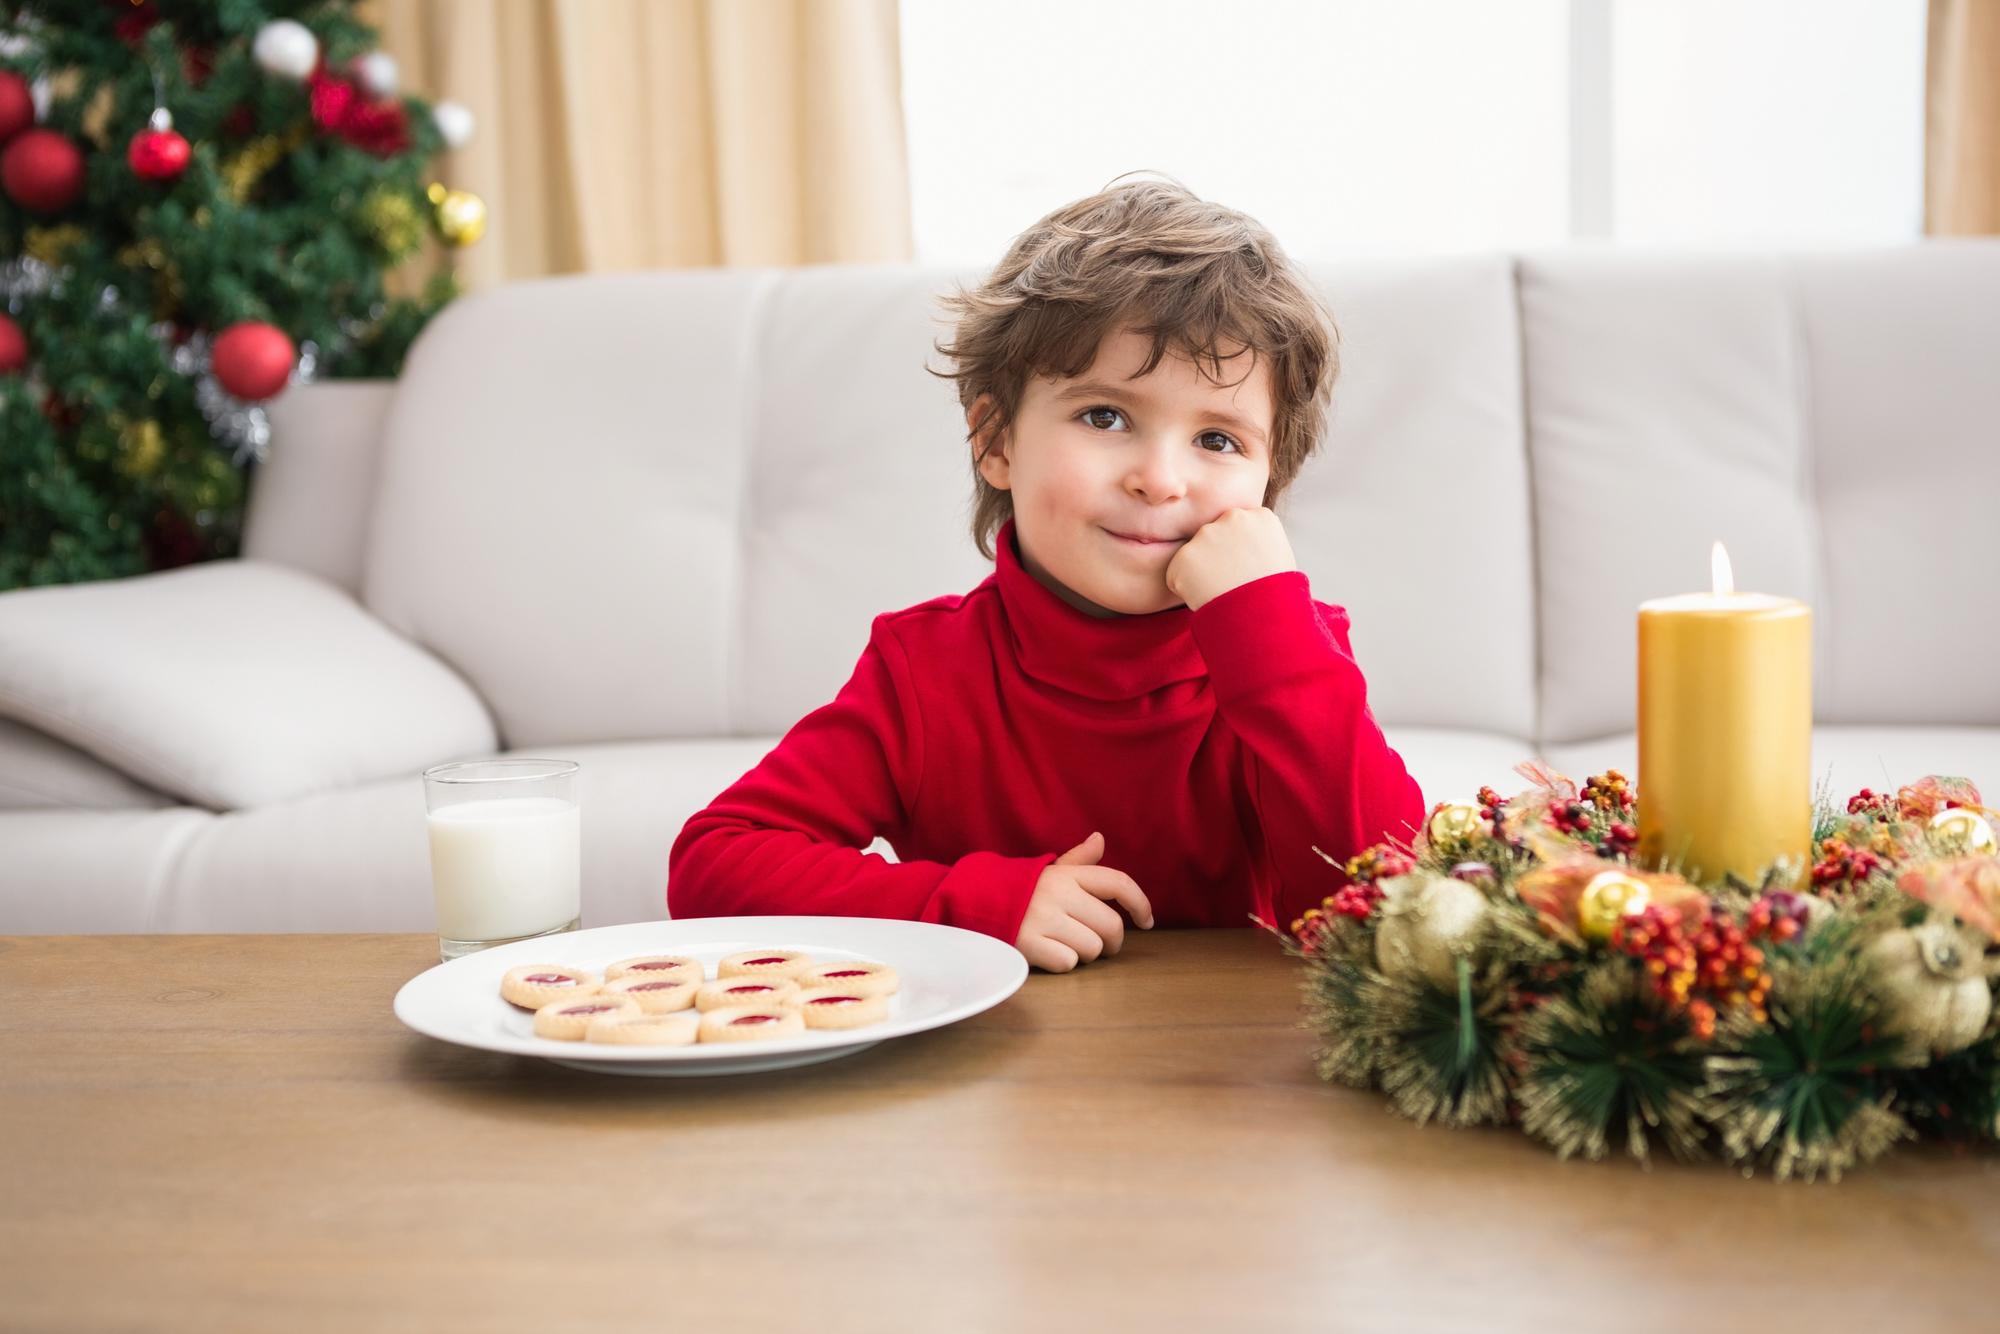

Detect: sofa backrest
350,243,2000,751
360,257,1539,748
1520,243,2000,743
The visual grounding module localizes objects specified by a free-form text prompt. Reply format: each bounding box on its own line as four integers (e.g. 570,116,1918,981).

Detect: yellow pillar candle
1637,542,1813,887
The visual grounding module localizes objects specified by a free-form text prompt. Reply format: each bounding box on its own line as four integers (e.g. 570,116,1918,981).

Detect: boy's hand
1015,831,1155,973
1164,506,1297,611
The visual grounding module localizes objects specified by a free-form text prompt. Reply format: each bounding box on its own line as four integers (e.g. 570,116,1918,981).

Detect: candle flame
1711,541,1734,596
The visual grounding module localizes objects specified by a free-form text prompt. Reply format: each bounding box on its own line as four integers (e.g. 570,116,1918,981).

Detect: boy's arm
667,618,1056,945
1188,572,1426,935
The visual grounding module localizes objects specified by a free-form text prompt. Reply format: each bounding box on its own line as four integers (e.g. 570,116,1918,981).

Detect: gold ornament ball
1576,870,1651,943
117,419,167,478
428,182,487,247
1929,807,1998,856
361,189,425,257
1427,803,1485,846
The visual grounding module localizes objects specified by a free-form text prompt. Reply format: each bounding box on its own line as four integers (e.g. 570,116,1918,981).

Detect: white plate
392,916,1028,1077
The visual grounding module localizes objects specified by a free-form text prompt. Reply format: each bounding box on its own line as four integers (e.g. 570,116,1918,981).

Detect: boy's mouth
1103,527,1188,549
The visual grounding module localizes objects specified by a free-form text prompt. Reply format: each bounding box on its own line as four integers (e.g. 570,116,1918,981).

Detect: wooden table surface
2,928,1995,1333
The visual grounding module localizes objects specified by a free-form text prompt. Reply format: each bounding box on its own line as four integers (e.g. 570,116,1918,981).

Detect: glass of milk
422,758,581,962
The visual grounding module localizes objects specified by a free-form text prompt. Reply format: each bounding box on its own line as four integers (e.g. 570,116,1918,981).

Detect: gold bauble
1427,804,1485,847
360,189,425,258
1576,870,1651,944
1929,807,1998,856
428,182,487,247
117,419,167,479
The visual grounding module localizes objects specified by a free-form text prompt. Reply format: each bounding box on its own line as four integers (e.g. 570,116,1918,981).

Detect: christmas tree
0,1,481,590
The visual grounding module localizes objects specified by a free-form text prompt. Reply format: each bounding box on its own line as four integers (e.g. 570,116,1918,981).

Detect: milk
425,796,581,942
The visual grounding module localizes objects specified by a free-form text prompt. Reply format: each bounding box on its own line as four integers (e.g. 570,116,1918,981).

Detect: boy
668,178,1424,972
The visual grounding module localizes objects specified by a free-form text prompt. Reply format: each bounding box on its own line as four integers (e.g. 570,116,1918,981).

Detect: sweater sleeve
1188,571,1426,935
666,616,1054,945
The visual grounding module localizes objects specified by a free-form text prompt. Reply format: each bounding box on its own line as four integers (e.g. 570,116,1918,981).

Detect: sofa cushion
1520,252,1821,745
0,560,497,811
0,718,174,811
1793,245,2000,726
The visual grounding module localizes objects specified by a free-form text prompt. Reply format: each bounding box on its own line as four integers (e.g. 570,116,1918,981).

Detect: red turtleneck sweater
667,518,1425,945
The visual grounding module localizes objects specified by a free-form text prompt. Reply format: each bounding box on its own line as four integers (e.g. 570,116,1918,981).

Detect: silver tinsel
0,256,55,313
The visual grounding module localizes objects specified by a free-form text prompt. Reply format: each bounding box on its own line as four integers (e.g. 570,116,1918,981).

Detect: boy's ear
968,393,1011,490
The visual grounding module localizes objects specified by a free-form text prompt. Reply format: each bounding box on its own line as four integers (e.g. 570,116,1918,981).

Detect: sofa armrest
0,559,498,811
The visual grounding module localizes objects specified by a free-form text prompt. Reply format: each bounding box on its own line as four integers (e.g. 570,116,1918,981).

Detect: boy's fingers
1055,830,1104,866
1027,937,1078,973
1047,914,1105,964
1067,892,1126,955
1075,865,1155,929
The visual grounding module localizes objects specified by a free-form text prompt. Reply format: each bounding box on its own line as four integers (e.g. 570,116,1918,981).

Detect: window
899,0,1926,264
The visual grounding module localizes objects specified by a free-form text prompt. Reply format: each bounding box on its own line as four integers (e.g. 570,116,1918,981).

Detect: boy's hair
933,175,1340,560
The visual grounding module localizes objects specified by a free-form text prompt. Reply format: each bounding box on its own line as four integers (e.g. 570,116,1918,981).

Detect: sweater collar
992,518,1208,701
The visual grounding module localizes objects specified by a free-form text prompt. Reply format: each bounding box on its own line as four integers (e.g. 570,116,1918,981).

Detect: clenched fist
1015,831,1155,973
1163,505,1297,611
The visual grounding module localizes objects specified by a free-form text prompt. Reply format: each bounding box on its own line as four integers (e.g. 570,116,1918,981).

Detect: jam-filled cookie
585,1010,699,1046
604,974,698,1014
500,964,601,1011
532,993,641,1041
717,949,814,981
695,976,801,1012
604,954,706,984
791,987,890,1030
794,960,899,998
698,1005,806,1043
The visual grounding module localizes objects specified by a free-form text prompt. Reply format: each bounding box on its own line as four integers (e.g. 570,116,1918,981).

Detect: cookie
717,949,813,981
501,964,601,1011
791,987,890,1030
604,974,698,1014
585,1010,699,1046
698,1005,806,1043
794,960,898,998
532,993,641,1041
695,976,801,1012
604,954,706,984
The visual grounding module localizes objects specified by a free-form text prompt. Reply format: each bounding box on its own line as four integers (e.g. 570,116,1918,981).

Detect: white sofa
3,246,1998,935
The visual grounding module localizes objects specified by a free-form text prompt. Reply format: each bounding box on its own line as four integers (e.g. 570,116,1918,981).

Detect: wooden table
2,929,1995,1332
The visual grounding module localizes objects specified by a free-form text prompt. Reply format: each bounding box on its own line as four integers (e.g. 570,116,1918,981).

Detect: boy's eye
1079,406,1244,456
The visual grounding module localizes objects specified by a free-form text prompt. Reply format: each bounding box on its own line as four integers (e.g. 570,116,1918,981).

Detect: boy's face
971,326,1275,618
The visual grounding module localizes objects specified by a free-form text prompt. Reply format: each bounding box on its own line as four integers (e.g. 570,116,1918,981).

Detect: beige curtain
1926,0,2000,234
362,0,915,287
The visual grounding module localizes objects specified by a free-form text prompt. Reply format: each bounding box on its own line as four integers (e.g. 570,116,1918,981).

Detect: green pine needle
1513,963,1710,1166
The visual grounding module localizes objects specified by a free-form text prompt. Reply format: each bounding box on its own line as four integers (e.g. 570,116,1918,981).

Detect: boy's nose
1123,438,1188,502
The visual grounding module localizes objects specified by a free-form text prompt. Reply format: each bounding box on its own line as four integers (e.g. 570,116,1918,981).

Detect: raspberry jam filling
523,973,575,985
744,956,790,966
727,985,773,995
630,961,683,971
808,996,861,1006
824,969,869,978
629,981,681,993
730,1014,778,1026
564,1004,617,1015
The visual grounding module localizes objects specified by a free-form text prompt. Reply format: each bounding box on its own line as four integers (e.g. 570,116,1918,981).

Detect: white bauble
1373,872,1490,992
253,20,320,82
353,52,399,98
431,100,476,150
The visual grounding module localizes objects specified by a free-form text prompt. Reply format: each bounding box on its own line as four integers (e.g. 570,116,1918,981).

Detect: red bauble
128,123,191,181
0,312,26,374
211,321,296,401
0,71,33,145
1,128,86,213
